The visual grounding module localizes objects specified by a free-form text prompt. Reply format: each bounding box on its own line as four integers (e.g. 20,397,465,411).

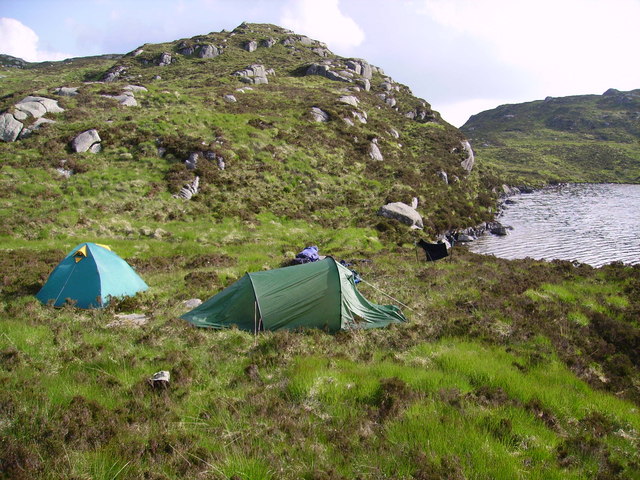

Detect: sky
1,0,639,127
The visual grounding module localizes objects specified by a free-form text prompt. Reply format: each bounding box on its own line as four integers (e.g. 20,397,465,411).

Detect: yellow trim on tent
74,245,88,262
95,244,111,251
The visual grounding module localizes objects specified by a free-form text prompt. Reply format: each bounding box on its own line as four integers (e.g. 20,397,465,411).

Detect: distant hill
461,88,640,186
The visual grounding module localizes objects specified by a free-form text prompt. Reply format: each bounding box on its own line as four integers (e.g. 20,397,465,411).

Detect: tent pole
254,301,258,338
360,279,422,317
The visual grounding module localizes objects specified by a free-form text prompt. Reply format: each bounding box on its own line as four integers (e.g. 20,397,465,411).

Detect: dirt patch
184,253,236,269
58,396,119,449
373,377,415,423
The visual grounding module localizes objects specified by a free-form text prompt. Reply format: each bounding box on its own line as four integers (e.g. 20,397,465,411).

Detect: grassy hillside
461,89,640,186
2,23,640,479
1,22,492,244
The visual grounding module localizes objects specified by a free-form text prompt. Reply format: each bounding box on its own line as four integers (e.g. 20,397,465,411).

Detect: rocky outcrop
305,63,352,83
185,152,199,170
102,65,127,82
233,64,273,84
177,42,220,58
54,87,79,97
261,37,276,48
0,96,64,142
338,95,359,108
175,176,200,200
369,140,383,161
244,40,258,52
71,129,101,153
157,52,173,66
460,140,475,172
0,113,23,142
15,96,64,118
378,202,423,228
405,104,436,122
310,107,329,122
101,85,146,107
345,59,372,79
198,44,220,58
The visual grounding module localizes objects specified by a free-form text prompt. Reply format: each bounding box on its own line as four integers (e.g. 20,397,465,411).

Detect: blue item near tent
294,245,319,264
340,260,362,283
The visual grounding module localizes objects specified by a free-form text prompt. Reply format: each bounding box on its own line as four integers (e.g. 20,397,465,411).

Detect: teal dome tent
36,242,148,308
182,257,407,333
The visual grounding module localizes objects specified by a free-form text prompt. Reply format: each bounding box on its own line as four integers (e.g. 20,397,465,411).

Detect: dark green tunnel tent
36,242,148,309
181,257,407,332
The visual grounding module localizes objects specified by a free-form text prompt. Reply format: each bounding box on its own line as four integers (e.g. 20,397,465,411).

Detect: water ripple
469,184,640,267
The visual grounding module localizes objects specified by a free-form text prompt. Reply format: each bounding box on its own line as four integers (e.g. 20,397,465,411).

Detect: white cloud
416,0,640,94
0,17,71,62
280,0,365,53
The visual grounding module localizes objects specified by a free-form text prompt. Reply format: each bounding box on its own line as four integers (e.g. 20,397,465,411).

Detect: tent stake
360,279,422,317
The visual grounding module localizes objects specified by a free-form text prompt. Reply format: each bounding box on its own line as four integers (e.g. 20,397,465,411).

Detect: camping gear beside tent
416,239,449,262
36,242,148,308
293,245,320,264
181,257,407,332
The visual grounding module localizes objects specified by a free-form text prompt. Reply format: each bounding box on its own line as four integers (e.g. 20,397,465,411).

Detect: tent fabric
182,257,407,332
417,239,449,261
36,242,148,308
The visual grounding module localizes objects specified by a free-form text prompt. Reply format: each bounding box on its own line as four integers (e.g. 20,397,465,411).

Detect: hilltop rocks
175,176,200,200
157,52,173,66
339,95,359,108
71,129,101,153
459,140,475,172
310,107,330,122
54,86,79,96
378,202,423,229
198,44,220,58
345,59,373,79
15,96,64,118
0,114,24,142
177,42,220,58
102,65,127,82
351,111,367,124
102,91,136,107
405,104,436,122
185,152,199,170
0,96,64,142
244,40,258,52
305,63,352,83
369,140,383,161
233,64,273,84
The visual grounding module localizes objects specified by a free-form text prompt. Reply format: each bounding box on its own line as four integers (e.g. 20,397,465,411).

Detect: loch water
468,183,640,267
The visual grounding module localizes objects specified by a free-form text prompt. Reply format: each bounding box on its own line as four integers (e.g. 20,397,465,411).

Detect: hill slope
461,88,640,186
1,22,491,244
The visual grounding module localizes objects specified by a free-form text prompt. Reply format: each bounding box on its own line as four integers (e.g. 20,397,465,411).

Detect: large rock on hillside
233,64,272,84
1,96,64,142
0,113,23,142
378,202,423,228
71,129,101,153
460,140,475,172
